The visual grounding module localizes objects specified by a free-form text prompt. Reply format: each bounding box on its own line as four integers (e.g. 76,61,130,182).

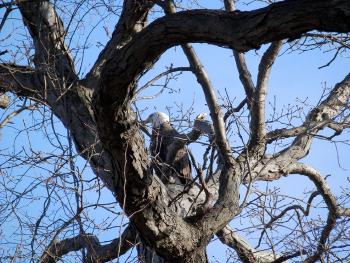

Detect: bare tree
0,0,350,262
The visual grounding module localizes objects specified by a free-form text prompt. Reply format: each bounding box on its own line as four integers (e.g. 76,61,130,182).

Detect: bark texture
0,0,350,262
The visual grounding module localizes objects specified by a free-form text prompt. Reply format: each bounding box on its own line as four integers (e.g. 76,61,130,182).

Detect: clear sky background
0,0,349,262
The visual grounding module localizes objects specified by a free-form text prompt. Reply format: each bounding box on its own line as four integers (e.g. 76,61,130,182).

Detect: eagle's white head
196,112,207,120
143,112,170,128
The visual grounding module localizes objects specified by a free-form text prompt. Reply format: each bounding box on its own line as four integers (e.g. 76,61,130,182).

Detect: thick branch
0,64,40,101
249,41,283,153
162,1,240,241
84,0,155,90
16,2,118,191
39,226,137,263
287,163,338,215
92,0,350,259
266,119,330,143
217,226,275,263
278,72,350,162
99,0,350,108
248,72,350,183
18,1,76,82
40,234,100,263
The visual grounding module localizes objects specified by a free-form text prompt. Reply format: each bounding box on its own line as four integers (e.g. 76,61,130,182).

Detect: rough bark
0,0,350,262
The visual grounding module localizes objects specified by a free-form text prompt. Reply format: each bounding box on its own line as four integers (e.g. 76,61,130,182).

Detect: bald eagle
143,112,192,184
143,112,214,184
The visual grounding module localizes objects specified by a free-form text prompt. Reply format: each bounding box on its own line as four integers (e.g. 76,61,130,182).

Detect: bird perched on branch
143,112,192,184
143,112,213,185
193,113,215,136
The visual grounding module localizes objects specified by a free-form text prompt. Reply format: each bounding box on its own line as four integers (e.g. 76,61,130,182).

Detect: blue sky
0,1,349,262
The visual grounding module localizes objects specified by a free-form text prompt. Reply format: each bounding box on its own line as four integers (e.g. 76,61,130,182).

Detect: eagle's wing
172,147,192,184
150,123,192,184
193,118,214,135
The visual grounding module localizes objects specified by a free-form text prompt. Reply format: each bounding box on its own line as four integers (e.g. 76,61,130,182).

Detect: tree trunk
137,243,164,263
183,248,208,263
137,243,208,263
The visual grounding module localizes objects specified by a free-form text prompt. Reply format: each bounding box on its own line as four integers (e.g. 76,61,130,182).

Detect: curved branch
91,0,350,259
278,72,350,162
217,226,263,263
304,213,337,263
217,225,286,263
287,163,338,215
39,226,137,263
255,163,346,263
251,72,350,183
287,163,349,263
83,0,155,90
99,0,350,108
0,104,37,129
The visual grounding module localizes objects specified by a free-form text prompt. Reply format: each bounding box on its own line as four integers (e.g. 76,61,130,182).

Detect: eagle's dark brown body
150,122,192,184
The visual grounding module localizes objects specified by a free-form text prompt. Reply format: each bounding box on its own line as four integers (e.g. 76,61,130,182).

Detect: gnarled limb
39,226,137,263
160,2,240,242
98,0,350,111
287,163,339,216
277,72,350,161
217,225,276,263
18,1,76,82
287,164,339,263
15,1,117,190
249,72,350,182
0,64,39,101
83,0,156,90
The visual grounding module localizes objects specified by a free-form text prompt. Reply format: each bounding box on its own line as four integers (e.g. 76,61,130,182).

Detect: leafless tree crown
0,0,350,262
